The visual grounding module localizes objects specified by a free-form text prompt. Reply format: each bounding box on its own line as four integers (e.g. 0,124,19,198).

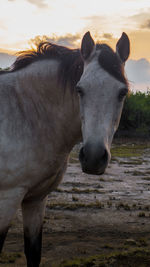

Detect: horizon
0,0,150,91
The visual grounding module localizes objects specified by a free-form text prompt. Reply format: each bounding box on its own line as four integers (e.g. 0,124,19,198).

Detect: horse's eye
118,88,128,101
76,86,84,97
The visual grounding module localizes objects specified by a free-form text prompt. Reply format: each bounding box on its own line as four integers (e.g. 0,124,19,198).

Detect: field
1,141,150,266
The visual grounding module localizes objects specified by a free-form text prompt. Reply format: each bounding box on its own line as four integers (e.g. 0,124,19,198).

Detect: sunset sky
0,0,150,91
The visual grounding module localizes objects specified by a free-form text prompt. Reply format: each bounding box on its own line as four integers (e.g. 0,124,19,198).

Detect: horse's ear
81,31,95,60
116,32,130,63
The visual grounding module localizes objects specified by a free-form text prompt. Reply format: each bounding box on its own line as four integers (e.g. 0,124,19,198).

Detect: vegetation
111,144,146,158
0,252,22,264
60,248,150,267
0,67,10,71
116,90,150,138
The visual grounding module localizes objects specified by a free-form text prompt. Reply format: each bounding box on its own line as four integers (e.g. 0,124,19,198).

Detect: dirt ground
1,141,150,266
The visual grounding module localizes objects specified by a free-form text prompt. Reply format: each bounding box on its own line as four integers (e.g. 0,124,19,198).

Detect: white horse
0,31,130,266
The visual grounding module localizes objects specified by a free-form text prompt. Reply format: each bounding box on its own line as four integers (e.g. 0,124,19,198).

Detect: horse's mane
0,41,128,88
0,42,84,88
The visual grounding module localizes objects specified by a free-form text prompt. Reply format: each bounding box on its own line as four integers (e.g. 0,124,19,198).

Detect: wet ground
1,141,150,266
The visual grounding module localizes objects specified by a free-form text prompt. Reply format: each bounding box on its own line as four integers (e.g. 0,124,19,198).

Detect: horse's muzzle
79,142,110,175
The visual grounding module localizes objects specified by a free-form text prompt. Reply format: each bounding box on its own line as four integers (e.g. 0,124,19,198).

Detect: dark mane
96,44,128,85
0,42,84,88
0,41,127,88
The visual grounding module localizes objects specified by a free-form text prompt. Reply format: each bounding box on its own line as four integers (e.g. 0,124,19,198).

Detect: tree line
116,90,150,138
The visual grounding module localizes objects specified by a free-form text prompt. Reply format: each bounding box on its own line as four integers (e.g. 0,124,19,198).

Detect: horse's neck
14,59,82,152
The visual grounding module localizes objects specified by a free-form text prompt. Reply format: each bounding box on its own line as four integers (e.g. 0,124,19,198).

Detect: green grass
111,144,149,158
69,151,79,163
69,143,149,161
60,248,150,267
47,200,104,210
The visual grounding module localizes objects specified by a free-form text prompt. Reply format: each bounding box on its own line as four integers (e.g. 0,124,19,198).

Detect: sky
0,0,150,91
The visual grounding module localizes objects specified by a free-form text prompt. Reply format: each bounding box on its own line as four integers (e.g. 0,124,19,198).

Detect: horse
0,31,130,266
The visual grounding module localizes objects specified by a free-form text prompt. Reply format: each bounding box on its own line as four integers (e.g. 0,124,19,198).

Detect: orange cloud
29,33,81,49
141,19,150,29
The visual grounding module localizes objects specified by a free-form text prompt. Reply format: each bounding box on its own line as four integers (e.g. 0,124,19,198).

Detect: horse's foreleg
0,229,9,253
0,188,25,253
22,197,47,267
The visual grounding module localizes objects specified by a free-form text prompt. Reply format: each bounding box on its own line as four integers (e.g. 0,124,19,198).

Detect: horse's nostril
79,145,108,164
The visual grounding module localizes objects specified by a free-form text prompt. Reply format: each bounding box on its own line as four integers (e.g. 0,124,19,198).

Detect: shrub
116,90,150,138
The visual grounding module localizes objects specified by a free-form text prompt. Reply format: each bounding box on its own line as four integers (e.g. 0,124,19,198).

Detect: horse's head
77,31,130,175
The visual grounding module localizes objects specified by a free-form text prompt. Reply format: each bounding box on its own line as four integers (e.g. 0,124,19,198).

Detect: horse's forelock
97,44,128,86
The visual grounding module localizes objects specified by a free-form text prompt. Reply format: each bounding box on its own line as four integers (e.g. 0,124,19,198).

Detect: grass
119,160,143,165
107,201,112,207
111,144,149,158
132,203,137,208
47,200,104,210
47,200,148,211
60,247,150,267
138,212,146,217
69,143,149,161
142,177,150,181
132,170,146,176
69,151,79,164
137,238,148,247
71,187,103,193
124,239,137,246
102,244,114,249
99,177,105,182
116,202,131,211
0,252,22,263
55,187,103,194
72,196,79,202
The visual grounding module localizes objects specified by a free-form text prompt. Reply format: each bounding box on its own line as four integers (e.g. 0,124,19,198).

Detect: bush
116,90,150,138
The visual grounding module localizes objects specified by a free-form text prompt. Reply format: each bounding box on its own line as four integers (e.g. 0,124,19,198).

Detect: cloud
83,15,107,34
8,0,48,8
0,20,7,30
121,0,144,1
27,0,47,8
47,34,81,48
83,15,106,22
129,10,150,29
125,58,150,91
29,33,81,48
0,52,16,68
141,19,150,29
102,33,113,39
